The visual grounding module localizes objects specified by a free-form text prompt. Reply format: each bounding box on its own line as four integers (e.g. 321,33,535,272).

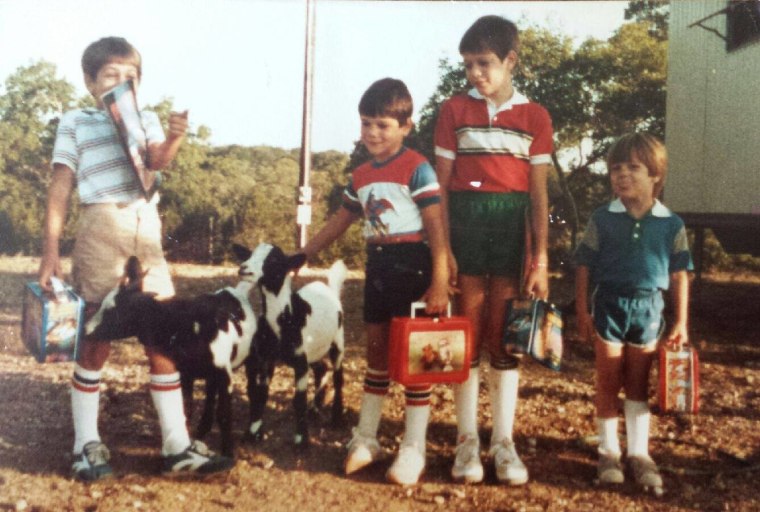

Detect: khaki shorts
72,199,174,303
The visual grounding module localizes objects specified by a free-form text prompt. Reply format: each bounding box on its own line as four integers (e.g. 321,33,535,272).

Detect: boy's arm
420,203,450,315
300,207,359,260
525,163,550,299
574,264,595,343
147,110,188,170
666,270,690,349
434,156,457,286
39,164,75,292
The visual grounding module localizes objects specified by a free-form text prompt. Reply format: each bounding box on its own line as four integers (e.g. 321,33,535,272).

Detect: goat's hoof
293,435,310,452
243,431,264,444
307,405,324,421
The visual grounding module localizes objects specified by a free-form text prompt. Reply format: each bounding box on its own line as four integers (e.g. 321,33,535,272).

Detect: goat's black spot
261,247,289,296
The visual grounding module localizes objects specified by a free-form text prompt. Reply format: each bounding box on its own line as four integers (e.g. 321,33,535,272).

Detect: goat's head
84,256,152,340
236,242,306,295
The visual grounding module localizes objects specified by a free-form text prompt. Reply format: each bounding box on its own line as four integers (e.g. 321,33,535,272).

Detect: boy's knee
77,339,111,370
489,352,520,370
145,348,177,374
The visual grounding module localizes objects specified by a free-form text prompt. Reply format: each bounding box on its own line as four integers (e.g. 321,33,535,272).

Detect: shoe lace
347,428,375,451
396,442,422,464
493,439,519,466
455,436,479,466
83,442,110,466
189,440,212,457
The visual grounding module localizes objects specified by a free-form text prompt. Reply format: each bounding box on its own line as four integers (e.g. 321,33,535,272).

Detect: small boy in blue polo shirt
574,133,691,493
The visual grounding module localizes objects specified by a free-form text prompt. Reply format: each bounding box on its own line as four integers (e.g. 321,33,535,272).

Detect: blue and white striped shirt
52,108,165,204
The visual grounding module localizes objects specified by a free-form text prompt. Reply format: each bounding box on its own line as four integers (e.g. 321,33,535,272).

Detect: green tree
0,61,77,253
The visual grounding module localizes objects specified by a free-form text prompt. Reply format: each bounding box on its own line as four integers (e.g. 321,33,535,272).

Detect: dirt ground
1,255,759,512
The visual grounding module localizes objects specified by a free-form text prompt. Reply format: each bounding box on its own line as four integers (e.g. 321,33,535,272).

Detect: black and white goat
84,249,257,457
237,243,346,449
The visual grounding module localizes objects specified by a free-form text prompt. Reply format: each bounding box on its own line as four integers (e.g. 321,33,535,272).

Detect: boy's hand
38,253,62,293
421,282,450,316
664,325,689,351
524,266,549,300
167,110,189,140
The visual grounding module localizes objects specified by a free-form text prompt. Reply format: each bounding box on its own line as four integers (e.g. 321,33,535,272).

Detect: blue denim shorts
592,289,665,346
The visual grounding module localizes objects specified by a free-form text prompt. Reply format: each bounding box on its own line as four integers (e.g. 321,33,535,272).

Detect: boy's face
360,115,411,161
85,61,140,108
609,155,660,204
462,50,517,104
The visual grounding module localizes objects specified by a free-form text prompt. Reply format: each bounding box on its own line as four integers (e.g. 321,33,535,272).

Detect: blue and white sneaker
72,441,113,482
163,440,235,475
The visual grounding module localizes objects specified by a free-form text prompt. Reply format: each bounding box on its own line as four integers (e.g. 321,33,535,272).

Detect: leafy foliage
1,4,756,272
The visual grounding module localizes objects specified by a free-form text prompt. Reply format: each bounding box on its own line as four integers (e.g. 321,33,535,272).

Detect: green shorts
449,191,529,277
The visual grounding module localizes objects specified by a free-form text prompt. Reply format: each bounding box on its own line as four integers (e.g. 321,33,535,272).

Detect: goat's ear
287,252,307,271
232,243,252,262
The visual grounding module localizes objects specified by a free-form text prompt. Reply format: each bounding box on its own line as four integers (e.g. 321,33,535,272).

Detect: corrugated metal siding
666,0,760,215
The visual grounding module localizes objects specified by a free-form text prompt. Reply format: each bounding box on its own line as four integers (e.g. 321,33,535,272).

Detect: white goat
237,242,346,449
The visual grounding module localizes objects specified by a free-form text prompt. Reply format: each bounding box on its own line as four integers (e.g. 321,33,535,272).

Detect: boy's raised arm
148,110,188,170
301,207,359,260
39,164,75,291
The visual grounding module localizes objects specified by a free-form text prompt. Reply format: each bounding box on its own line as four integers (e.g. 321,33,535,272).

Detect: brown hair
358,78,413,125
81,37,142,81
459,15,520,60
607,133,668,197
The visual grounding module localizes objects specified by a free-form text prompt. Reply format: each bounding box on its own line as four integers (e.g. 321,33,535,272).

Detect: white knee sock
402,385,431,453
489,367,519,445
624,399,651,457
71,364,102,454
149,373,191,456
597,417,621,456
356,368,388,438
453,366,479,439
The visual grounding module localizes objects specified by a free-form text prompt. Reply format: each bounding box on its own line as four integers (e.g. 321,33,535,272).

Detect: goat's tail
326,259,348,297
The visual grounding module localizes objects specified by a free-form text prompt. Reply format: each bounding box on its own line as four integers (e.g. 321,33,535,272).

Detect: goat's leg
180,374,195,430
293,354,311,450
216,371,234,458
329,344,345,427
244,358,272,443
309,361,329,415
196,377,217,440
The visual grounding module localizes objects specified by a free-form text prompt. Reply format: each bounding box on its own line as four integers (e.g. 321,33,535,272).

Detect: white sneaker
489,438,528,485
386,442,425,485
629,454,663,490
597,451,625,484
344,428,382,475
451,433,484,483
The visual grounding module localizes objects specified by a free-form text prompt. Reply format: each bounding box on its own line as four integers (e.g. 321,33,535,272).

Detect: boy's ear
401,119,414,136
84,74,96,96
504,50,518,71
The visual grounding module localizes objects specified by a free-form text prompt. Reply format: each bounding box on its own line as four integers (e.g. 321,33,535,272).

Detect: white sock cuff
73,364,102,381
150,372,181,384
624,399,649,417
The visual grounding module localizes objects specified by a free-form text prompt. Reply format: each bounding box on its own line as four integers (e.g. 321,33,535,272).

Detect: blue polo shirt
574,199,692,294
